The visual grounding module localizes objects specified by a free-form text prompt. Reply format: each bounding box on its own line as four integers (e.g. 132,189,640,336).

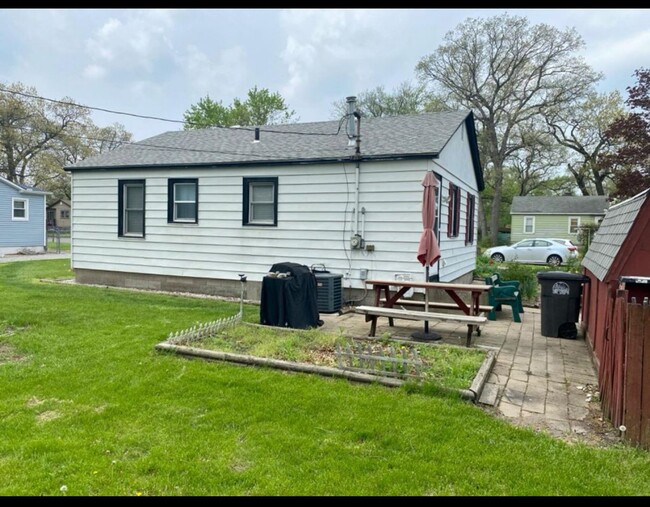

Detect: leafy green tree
183,86,297,129
182,95,232,129
416,13,601,244
0,81,132,199
330,81,449,119
31,122,132,200
0,81,89,185
545,91,625,196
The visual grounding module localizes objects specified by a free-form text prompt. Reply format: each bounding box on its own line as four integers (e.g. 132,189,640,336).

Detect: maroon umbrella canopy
417,171,441,268
413,170,442,341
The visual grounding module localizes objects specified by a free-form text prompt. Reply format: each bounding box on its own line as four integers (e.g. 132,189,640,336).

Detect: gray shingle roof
0,175,49,194
65,110,474,170
582,189,649,281
511,196,609,215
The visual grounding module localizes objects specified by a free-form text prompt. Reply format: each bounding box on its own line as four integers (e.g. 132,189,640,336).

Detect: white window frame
568,216,580,235
12,197,29,221
171,180,198,223
523,216,535,234
243,177,278,227
120,181,145,237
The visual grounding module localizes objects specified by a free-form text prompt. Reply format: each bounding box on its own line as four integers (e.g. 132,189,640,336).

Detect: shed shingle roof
582,189,650,281
511,195,609,215
65,110,476,169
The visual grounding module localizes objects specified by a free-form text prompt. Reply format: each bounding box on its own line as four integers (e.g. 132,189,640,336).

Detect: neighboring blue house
0,176,51,256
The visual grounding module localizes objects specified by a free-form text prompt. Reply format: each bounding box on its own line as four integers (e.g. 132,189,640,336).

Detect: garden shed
581,188,650,448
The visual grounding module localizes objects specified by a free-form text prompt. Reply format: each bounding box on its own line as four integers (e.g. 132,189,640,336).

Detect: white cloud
587,29,650,70
174,44,248,100
83,64,107,80
84,10,176,74
279,9,395,100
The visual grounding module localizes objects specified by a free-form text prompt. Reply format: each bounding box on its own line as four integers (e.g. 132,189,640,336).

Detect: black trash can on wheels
536,271,590,338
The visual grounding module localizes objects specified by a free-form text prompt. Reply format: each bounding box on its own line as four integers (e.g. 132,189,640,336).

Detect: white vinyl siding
70,123,480,290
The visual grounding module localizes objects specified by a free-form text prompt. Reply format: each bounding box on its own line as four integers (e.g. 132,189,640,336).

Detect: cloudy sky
2,8,649,141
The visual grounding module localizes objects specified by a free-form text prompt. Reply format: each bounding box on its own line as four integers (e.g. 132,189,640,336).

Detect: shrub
498,262,541,301
474,254,495,279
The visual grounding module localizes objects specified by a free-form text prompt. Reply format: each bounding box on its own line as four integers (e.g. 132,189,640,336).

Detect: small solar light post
238,274,247,317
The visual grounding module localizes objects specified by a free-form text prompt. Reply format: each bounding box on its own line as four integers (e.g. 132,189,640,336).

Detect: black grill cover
260,262,321,329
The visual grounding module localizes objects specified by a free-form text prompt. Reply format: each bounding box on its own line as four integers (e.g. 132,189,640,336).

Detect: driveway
0,252,71,263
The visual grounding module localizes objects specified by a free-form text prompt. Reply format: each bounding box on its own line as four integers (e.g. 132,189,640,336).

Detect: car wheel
491,253,505,263
547,255,562,266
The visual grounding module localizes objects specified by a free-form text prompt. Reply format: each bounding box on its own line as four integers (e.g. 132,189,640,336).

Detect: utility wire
0,86,349,137
7,124,357,161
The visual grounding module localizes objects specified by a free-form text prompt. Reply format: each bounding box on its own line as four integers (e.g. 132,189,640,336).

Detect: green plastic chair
485,274,523,322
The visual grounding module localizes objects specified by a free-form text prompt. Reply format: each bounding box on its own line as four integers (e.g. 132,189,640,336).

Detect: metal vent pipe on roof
346,96,357,139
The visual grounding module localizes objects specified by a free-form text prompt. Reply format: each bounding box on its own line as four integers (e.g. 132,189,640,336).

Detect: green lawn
46,240,71,252
1,259,650,496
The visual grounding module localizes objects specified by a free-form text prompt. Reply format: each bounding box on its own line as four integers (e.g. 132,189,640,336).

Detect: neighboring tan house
63,107,484,302
0,175,51,256
47,199,71,230
510,195,609,244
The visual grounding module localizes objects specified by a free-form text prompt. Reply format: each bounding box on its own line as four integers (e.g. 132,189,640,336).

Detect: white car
550,238,580,254
484,238,578,266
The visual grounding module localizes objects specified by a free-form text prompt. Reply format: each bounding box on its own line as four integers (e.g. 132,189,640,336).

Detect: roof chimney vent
253,127,260,143
346,96,357,147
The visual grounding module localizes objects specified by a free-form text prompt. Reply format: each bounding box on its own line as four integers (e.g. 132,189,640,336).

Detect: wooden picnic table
356,279,492,346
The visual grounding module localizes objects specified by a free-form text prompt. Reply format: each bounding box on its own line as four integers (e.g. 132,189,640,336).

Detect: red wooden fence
599,289,650,449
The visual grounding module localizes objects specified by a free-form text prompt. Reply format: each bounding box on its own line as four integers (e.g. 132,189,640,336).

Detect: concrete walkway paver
319,304,622,446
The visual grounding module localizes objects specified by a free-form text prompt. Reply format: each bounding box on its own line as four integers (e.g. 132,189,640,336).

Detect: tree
0,81,89,185
330,81,450,119
30,122,132,200
602,68,650,200
416,13,601,244
509,123,571,196
545,91,625,196
183,86,297,129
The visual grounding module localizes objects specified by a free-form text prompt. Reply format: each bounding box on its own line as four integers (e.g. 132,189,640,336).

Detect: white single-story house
0,175,50,257
64,106,484,302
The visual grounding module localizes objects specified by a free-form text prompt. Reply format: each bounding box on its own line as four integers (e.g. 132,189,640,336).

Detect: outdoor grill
260,262,322,329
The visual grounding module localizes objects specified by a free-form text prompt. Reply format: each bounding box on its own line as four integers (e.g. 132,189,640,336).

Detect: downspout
43,195,47,250
346,96,361,236
353,113,361,236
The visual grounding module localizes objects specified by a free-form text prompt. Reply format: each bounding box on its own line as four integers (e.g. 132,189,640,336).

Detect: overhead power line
0,86,348,137
8,124,356,161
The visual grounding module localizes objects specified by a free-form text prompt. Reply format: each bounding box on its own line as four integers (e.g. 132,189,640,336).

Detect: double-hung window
12,198,28,221
524,216,535,234
118,180,145,237
568,217,580,235
465,193,475,245
243,177,278,226
168,178,198,224
447,183,461,238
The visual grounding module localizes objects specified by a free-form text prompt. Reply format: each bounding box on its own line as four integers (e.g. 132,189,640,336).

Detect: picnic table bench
356,279,492,347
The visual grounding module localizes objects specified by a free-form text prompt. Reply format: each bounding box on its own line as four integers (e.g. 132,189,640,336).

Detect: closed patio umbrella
413,170,442,341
